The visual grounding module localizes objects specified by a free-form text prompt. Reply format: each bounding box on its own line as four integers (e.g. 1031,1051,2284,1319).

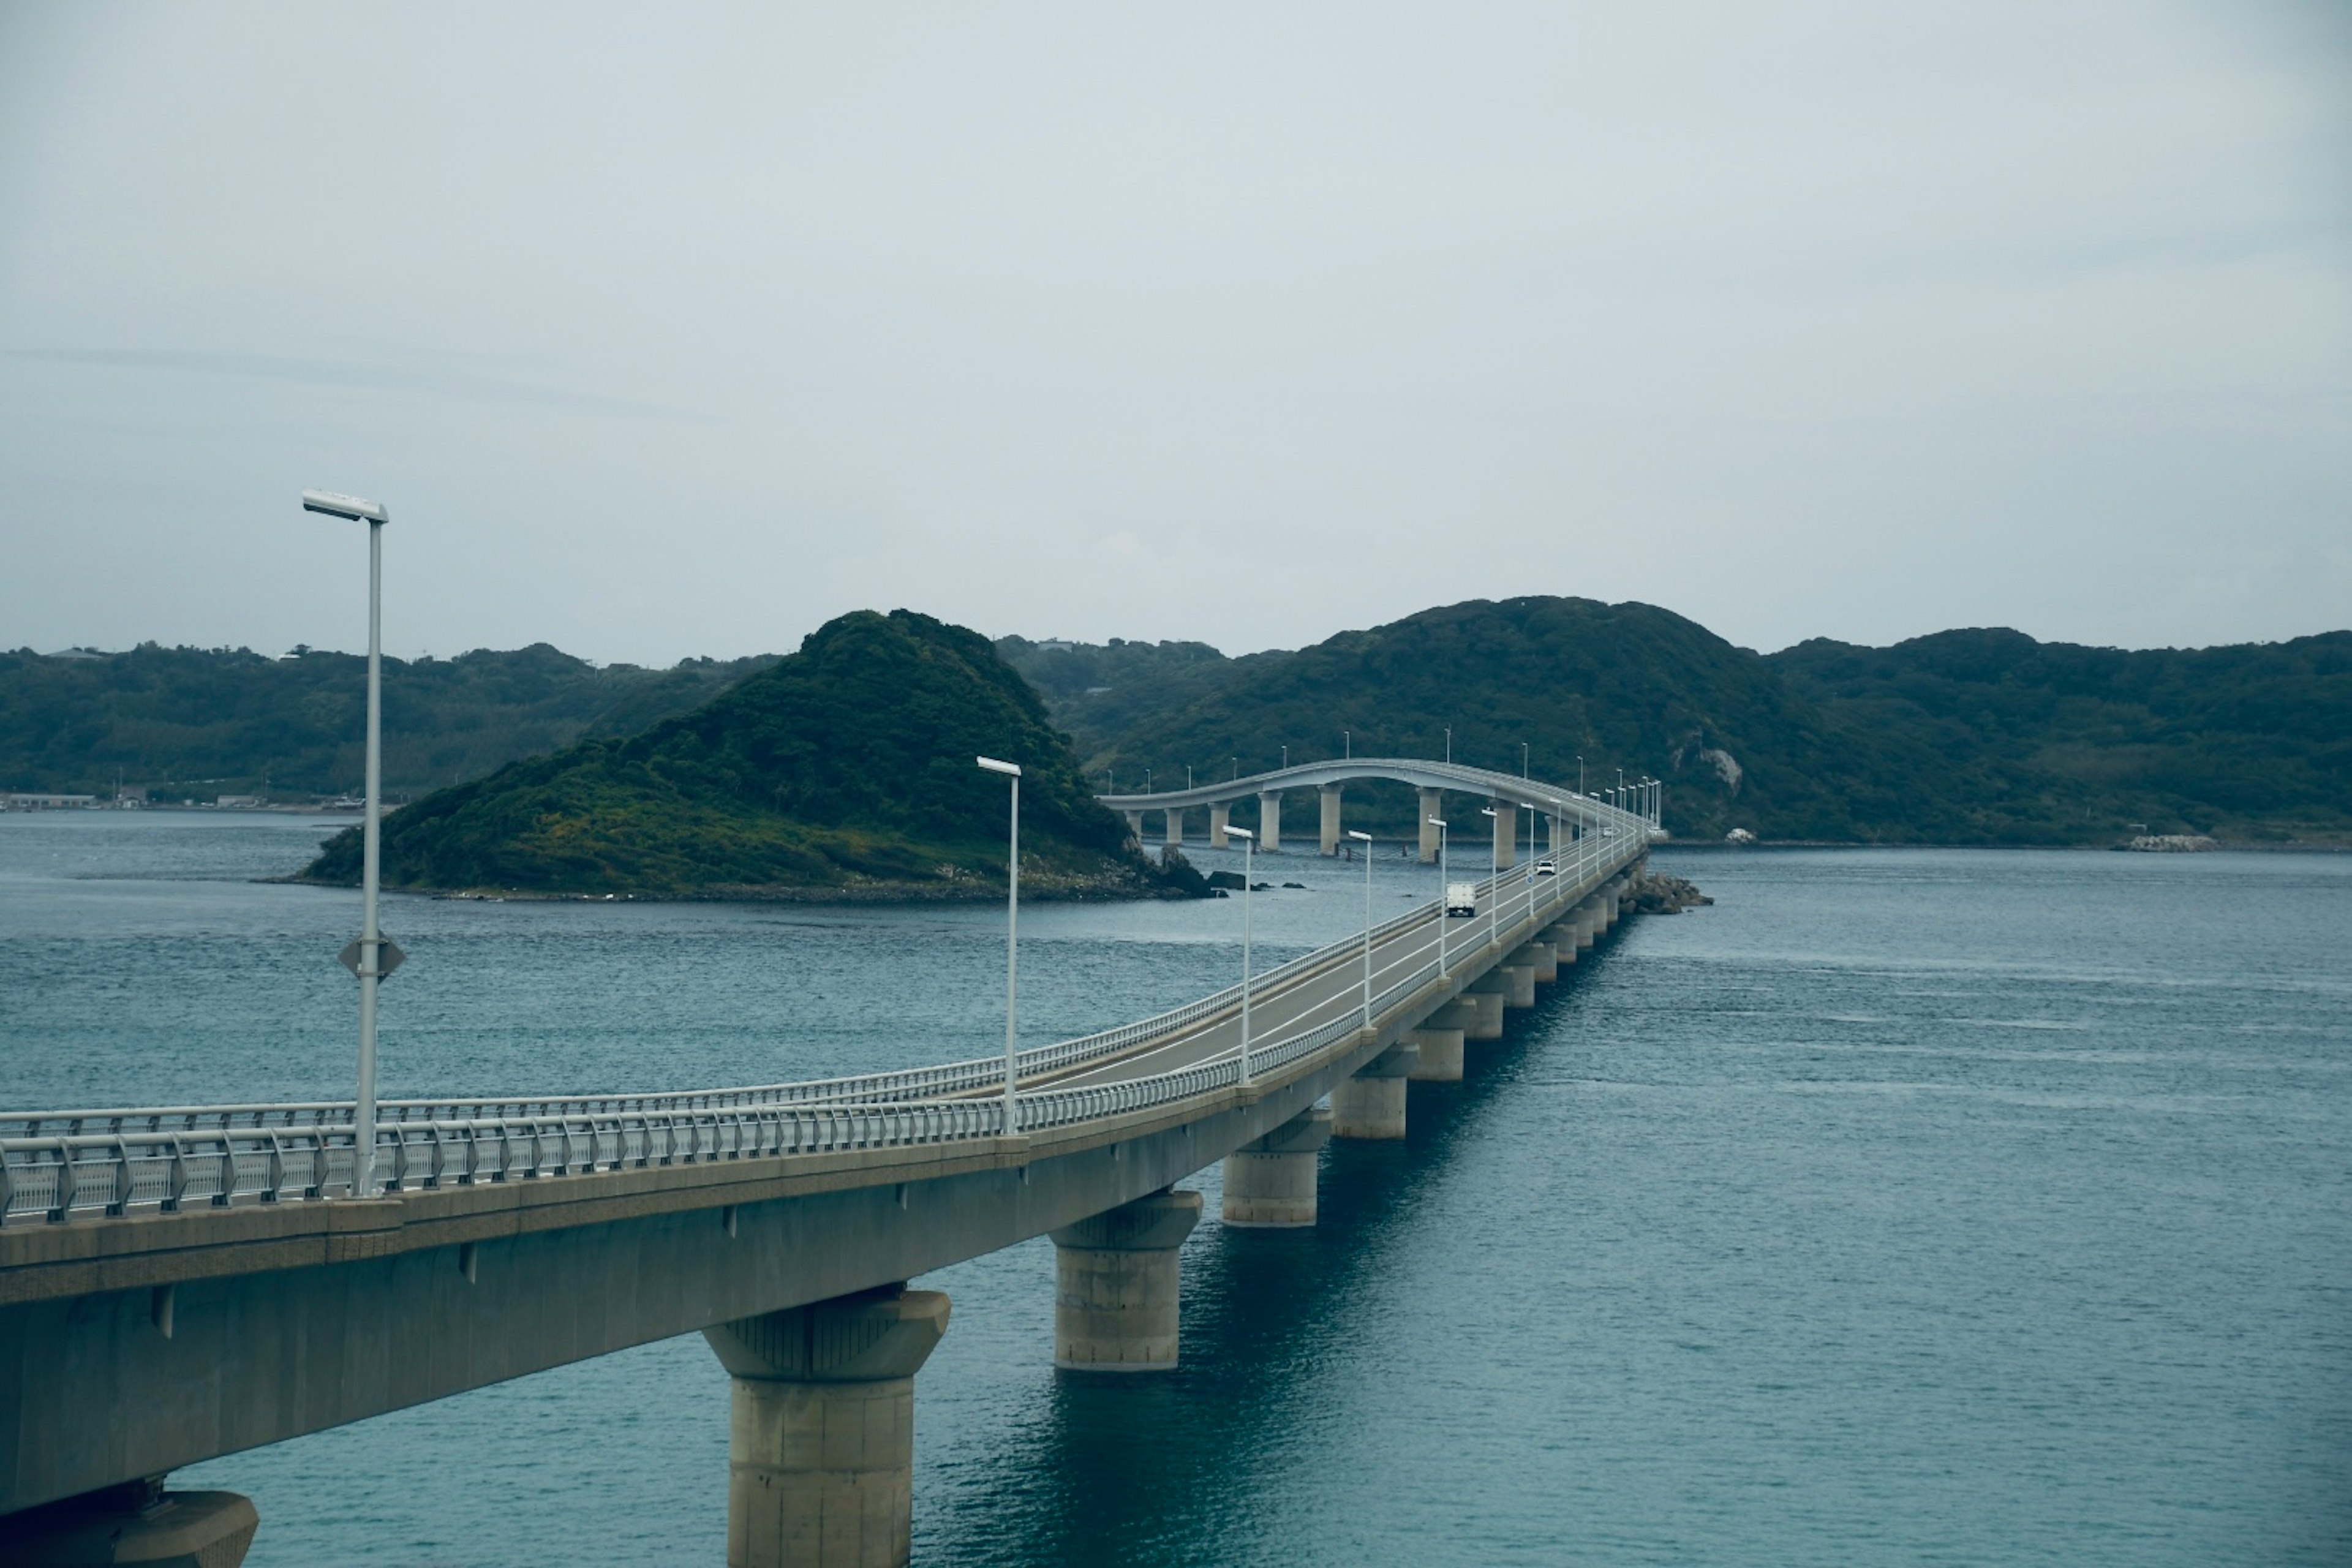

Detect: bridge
1,760,1653,1568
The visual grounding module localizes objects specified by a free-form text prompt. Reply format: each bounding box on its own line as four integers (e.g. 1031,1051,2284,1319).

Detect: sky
1,1,2346,665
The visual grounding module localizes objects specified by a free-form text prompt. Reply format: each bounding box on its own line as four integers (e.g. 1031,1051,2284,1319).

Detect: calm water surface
3,813,2347,1565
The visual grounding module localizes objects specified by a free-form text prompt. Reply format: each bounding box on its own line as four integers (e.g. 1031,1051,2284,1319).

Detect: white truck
1445,881,1479,917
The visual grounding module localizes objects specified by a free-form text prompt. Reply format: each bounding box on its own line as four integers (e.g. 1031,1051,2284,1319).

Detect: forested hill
998,601,2352,846
301,610,1205,901
0,643,777,800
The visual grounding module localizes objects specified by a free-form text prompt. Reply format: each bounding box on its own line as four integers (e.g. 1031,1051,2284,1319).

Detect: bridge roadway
1,767,1649,1568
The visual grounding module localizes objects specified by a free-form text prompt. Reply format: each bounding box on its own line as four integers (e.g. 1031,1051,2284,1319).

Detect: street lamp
1226,824,1256,1084
1480,805,1501,953
1281,745,1288,770
1343,729,1351,760
1347,829,1374,1026
977,756,1022,1137
1428,816,1450,979
1521,741,1529,778
303,488,394,1199
1444,726,1452,764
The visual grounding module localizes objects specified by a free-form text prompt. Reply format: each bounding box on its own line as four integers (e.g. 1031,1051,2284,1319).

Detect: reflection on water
5,815,2348,1565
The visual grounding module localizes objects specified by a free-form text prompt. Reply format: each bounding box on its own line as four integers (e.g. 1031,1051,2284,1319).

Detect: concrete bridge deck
1,768,1653,1567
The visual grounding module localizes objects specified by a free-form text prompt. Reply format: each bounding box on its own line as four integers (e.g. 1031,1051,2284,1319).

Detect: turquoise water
4,813,2348,1564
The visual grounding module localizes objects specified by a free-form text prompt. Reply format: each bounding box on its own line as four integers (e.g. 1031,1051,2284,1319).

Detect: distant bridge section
1102,756,1662,864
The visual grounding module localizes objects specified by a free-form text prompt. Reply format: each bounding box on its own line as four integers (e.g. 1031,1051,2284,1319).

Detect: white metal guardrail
1,797,1645,1226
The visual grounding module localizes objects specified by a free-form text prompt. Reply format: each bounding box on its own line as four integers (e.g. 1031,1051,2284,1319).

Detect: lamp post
1521,741,1529,778
1347,829,1374,1026
1429,816,1450,979
1444,726,1452,765
1480,805,1501,954
303,489,393,1199
1226,824,1256,1083
1281,745,1288,771
1343,729,1351,760
976,756,1022,1137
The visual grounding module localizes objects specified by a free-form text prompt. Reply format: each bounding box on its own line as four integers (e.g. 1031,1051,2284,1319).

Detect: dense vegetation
0,642,774,800
1000,601,2352,846
302,610,1205,899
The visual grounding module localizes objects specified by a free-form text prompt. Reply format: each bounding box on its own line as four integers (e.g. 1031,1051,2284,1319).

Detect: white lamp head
1226,825,1254,842
301,489,388,524
1346,830,1372,843
976,756,1021,777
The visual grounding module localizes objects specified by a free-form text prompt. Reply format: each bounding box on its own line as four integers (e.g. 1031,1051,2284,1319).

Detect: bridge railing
1,803,1646,1226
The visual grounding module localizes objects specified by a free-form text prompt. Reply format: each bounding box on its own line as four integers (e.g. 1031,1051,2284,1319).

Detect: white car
1535,859,1556,876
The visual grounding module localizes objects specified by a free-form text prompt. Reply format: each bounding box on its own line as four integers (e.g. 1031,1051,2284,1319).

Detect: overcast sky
2,2,2345,665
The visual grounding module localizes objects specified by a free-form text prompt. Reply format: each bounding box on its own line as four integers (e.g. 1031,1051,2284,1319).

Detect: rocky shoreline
1627,872,1712,914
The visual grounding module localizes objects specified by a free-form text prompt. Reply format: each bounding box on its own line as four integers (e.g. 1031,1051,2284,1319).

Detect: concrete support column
1405,1024,1466,1082
1221,1106,1333,1226
1491,801,1517,870
1461,977,1507,1038
1499,962,1537,1009
1050,1189,1203,1371
1513,940,1558,984
1540,925,1578,968
2,1479,260,1568
1319,785,1343,856
1124,810,1145,845
1333,1041,1419,1137
1164,808,1183,848
1418,788,1442,863
1547,813,1562,856
1575,901,1601,949
1257,792,1282,851
703,1286,951,1568
1208,801,1231,850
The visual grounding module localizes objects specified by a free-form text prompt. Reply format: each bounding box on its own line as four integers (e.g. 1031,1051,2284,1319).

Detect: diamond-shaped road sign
337,937,407,979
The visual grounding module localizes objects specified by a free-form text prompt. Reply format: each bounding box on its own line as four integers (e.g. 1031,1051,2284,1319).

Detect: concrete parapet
1222,1106,1333,1226
1050,1189,1202,1371
704,1286,951,1568
1418,788,1441,863
1333,1041,1418,1138
1512,940,1557,984
1405,1026,1465,1082
2,1480,260,1568
1257,792,1282,851
1319,785,1342,856
1208,801,1230,850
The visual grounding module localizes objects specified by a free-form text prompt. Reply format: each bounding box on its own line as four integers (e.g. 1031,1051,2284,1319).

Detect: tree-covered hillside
998,601,2351,846
0,643,776,801
302,610,1205,900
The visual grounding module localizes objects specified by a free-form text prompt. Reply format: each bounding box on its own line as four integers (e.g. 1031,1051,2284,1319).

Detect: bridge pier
1124,810,1144,845
1404,1023,1465,1082
1319,785,1342,856
1333,1041,1418,1137
1221,1106,1333,1226
703,1286,951,1568
1,1478,260,1568
1208,801,1231,850
1540,924,1577,968
1051,1188,1202,1371
1257,791,1283,851
1498,961,1537,1009
1418,788,1442,863
1460,978,1506,1038
1164,808,1183,848
1491,801,1516,869
1513,940,1558,984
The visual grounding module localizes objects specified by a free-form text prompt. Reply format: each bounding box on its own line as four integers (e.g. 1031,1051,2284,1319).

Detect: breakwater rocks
1629,872,1712,914
2122,834,2218,853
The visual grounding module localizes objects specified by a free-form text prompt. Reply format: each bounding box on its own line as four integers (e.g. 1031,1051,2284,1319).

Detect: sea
2,810,2346,1566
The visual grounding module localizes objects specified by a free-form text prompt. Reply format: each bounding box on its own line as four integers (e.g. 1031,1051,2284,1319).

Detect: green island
298,611,1207,901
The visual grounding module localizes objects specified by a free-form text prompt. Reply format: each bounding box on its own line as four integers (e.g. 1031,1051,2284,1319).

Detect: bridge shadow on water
924,938,1624,1567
